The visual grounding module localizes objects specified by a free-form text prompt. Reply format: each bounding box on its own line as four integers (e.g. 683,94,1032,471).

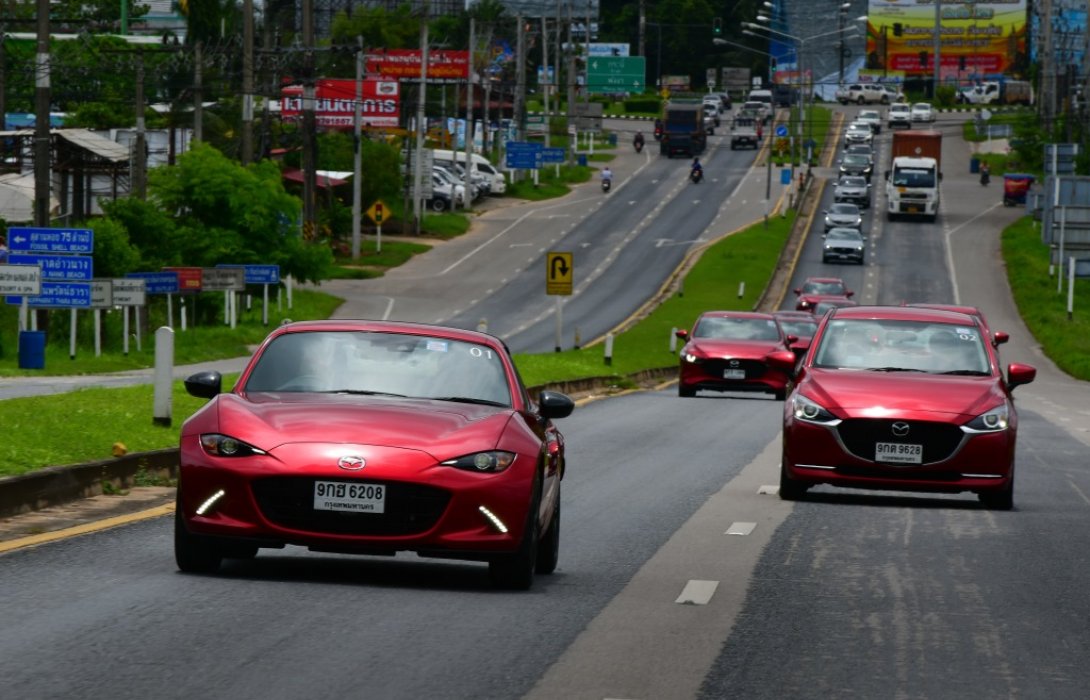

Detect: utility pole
194,41,203,143
639,0,646,58
412,3,429,232
932,0,941,99
1041,0,1054,133
133,50,146,199
542,15,549,148
241,0,254,165
351,36,363,260
302,0,317,237
34,0,50,227
567,2,576,165
515,15,526,145
464,18,476,210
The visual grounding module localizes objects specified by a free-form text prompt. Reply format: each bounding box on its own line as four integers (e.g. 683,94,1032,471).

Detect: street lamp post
837,3,851,86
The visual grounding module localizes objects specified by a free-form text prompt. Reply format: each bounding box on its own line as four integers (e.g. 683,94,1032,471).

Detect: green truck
659,100,707,158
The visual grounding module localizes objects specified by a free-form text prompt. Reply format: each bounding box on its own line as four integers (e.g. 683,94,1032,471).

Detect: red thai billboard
281,79,401,128
365,49,470,80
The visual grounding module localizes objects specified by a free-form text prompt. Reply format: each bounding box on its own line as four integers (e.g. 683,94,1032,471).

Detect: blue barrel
970,157,980,174
577,154,588,167
18,331,45,370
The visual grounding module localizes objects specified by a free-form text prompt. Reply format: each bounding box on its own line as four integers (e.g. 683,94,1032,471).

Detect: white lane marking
944,202,1003,305
377,296,396,320
725,522,757,536
1069,479,1090,507
675,579,719,605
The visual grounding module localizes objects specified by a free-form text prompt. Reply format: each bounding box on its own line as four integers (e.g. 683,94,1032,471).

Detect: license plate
875,442,922,465
723,369,746,379
313,481,386,513
906,205,920,213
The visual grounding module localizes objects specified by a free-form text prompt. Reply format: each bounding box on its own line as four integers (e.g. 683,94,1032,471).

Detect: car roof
828,305,980,325
773,310,818,319
805,276,847,284
269,319,506,347
826,227,863,235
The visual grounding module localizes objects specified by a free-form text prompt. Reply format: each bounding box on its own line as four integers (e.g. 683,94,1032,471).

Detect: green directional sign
586,56,645,94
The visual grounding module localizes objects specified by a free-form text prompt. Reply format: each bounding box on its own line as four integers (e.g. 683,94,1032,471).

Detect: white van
431,149,506,195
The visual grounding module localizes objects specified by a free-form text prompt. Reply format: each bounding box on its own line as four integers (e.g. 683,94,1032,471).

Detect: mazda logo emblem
729,359,739,367
338,456,366,471
891,422,910,437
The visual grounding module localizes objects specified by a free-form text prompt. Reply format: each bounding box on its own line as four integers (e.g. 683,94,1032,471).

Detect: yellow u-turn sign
546,252,573,296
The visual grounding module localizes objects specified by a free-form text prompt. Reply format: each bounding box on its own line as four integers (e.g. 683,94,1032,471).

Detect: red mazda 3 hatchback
175,320,575,589
774,306,1036,509
676,311,798,399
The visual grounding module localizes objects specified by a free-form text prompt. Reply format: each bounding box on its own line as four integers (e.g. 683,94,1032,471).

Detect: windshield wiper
430,396,508,407
321,389,408,397
937,370,990,376
866,367,926,373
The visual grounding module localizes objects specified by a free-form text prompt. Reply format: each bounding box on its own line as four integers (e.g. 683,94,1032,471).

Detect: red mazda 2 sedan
175,320,575,589
773,306,1036,509
676,311,798,399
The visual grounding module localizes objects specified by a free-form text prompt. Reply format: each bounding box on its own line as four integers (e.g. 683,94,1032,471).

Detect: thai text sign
281,79,401,128
365,49,470,80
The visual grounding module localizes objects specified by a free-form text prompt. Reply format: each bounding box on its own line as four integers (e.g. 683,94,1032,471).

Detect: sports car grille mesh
837,419,964,464
701,358,767,378
252,477,450,536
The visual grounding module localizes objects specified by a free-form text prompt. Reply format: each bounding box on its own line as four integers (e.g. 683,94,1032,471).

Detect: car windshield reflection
813,319,991,373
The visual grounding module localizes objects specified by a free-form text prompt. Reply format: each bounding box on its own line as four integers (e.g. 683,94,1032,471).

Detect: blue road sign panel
542,147,566,164
6,281,92,308
217,264,282,285
126,271,180,294
775,125,788,137
8,254,93,281
505,141,544,169
7,227,94,254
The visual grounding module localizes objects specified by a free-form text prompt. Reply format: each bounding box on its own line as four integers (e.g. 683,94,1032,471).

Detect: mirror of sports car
1007,363,1036,391
184,370,223,399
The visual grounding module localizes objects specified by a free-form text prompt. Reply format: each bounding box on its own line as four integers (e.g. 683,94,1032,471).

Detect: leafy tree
100,198,187,270
141,143,332,282
86,218,143,278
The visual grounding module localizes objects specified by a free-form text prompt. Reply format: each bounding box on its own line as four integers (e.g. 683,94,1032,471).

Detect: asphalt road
4,110,1090,699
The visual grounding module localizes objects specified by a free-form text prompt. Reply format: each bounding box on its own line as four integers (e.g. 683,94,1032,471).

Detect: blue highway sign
217,264,282,285
505,141,543,169
542,147,566,164
8,254,93,281
6,281,92,308
7,227,94,254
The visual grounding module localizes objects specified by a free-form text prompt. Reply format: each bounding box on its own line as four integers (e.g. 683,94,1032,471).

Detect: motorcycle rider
690,157,703,183
601,166,613,190
979,161,990,186
633,132,645,152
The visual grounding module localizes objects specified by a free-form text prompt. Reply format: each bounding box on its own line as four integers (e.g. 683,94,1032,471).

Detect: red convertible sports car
175,320,575,590
773,305,1036,509
676,311,798,399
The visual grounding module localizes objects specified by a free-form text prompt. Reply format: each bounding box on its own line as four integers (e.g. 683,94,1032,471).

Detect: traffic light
959,55,967,71
893,22,903,37
713,17,723,36
919,51,928,68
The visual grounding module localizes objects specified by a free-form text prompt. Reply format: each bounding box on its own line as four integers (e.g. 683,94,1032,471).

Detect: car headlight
791,394,841,425
682,352,703,364
963,403,1010,433
442,451,516,473
199,433,266,457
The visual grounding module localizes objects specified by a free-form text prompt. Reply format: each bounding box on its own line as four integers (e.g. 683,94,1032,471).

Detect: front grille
837,419,964,464
900,192,929,200
701,358,767,378
252,477,450,536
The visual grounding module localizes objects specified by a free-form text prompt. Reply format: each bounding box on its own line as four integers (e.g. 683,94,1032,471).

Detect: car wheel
979,470,1014,510
174,502,223,574
678,383,696,398
857,96,865,105
535,485,560,575
431,197,448,212
779,451,808,501
488,480,540,590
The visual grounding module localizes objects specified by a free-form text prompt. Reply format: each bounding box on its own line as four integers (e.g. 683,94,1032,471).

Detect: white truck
957,80,1033,106
885,130,942,222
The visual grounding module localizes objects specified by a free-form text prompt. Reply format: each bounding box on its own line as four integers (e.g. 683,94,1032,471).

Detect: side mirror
185,371,223,399
539,390,575,419
675,328,690,340
846,290,855,298
1007,363,1036,392
993,331,1010,346
785,334,799,346
884,169,891,180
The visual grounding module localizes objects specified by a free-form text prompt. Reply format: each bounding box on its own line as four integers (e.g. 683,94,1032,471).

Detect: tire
489,480,541,590
430,197,448,212
535,486,561,575
779,452,808,501
857,96,865,105
174,502,223,574
678,383,696,397
979,469,1014,510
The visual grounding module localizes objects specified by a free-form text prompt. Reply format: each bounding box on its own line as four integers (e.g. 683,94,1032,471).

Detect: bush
624,98,662,114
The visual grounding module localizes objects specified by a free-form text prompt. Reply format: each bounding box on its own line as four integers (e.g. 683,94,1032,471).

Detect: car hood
214,393,514,455
801,370,1005,420
824,239,863,249
836,187,866,195
687,338,785,358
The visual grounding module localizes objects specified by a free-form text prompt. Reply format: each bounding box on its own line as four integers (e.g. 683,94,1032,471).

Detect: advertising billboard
281,79,400,129
365,49,470,81
865,0,1028,78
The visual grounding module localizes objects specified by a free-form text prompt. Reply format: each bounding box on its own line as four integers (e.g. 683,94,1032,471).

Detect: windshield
777,320,818,338
244,330,513,405
693,316,781,341
827,230,861,242
892,166,936,188
802,280,847,295
813,319,990,373
840,177,867,188
830,204,859,215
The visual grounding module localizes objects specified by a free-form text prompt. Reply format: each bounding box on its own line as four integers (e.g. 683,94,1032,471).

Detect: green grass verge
1002,216,1090,380
0,211,793,477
